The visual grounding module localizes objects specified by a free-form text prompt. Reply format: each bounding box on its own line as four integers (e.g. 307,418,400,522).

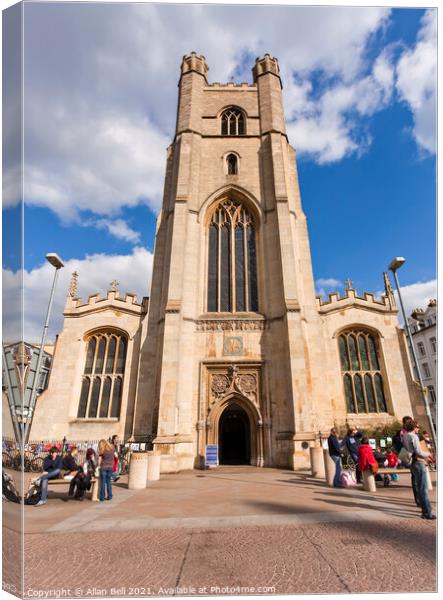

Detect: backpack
24,484,42,506
398,446,413,467
392,430,403,453
2,472,21,504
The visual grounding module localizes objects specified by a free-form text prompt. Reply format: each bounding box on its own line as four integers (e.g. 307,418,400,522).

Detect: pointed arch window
207,199,258,313
338,330,388,414
227,153,238,175
77,331,127,419
221,108,246,136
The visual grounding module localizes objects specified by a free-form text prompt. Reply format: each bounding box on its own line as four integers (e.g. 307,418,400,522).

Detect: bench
47,477,99,501
362,467,433,493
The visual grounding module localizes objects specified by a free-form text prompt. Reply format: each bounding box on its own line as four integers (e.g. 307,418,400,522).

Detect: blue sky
2,3,437,340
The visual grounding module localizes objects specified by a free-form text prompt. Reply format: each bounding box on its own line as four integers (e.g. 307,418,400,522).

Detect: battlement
252,54,281,82
316,288,396,314
180,52,209,81
64,288,149,316
206,82,255,89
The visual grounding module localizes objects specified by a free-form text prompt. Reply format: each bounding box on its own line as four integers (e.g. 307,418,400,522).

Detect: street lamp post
388,257,437,448
22,253,64,444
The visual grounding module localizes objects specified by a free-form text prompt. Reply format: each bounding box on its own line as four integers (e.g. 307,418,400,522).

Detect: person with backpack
358,438,378,481
327,428,344,488
402,420,436,520
33,446,63,506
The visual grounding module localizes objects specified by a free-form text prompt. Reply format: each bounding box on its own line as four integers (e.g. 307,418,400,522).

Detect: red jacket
386,451,398,467
358,444,377,471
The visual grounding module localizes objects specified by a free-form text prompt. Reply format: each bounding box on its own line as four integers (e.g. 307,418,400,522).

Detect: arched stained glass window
374,373,387,412
343,373,355,413
368,336,380,370
338,329,388,414
207,199,258,313
78,331,128,419
221,108,246,136
364,373,377,412
339,336,350,371
348,335,359,370
354,374,365,412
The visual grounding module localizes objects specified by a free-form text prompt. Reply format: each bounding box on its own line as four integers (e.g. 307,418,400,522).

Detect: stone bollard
362,469,376,493
323,448,335,486
128,452,149,490
146,452,161,483
310,447,325,479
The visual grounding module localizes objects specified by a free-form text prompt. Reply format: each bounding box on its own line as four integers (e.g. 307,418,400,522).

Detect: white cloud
85,218,141,244
394,279,437,323
2,247,154,343
396,9,436,153
6,3,395,221
287,46,395,163
315,277,344,298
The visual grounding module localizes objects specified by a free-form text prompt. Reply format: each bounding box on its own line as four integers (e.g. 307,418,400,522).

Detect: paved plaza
2,467,437,596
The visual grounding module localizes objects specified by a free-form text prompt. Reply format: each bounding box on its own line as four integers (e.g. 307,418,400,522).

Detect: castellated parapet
64,288,148,317
252,54,281,83
316,287,396,314
180,52,209,81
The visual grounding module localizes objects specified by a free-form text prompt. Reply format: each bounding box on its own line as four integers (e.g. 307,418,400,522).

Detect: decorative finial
110,279,119,292
344,278,353,290
68,272,78,297
383,271,396,308
383,271,394,296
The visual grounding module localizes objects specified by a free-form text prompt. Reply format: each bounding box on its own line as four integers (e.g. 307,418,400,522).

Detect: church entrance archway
218,403,251,465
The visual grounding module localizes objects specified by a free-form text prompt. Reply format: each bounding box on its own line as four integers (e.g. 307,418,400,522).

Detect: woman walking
98,439,117,502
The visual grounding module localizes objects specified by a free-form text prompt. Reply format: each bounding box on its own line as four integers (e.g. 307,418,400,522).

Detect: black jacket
328,435,343,457
43,455,63,472
62,454,79,472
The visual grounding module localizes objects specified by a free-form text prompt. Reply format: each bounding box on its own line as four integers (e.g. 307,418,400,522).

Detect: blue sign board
205,444,219,467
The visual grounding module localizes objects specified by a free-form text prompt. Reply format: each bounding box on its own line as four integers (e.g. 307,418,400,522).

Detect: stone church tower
28,53,423,469
132,53,418,472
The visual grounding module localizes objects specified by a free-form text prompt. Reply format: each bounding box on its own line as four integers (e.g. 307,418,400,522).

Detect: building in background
408,299,437,427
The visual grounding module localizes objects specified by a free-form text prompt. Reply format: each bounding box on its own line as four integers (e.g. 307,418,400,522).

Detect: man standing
34,446,63,506
328,428,344,488
402,420,436,520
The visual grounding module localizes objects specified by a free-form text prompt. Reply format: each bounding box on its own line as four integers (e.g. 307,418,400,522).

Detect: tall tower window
221,108,246,136
77,331,127,419
207,199,258,313
338,330,387,414
227,153,238,175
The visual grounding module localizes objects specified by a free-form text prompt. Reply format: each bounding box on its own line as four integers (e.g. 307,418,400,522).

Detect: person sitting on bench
63,446,84,499
34,446,63,506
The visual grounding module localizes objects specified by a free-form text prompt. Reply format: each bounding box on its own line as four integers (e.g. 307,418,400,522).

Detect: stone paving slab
12,518,436,596
2,467,437,597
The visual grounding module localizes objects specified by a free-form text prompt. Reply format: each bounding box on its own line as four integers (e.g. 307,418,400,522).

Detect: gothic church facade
29,54,424,471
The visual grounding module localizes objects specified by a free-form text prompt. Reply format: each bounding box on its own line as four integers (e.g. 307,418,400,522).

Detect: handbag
398,446,413,466
370,462,379,474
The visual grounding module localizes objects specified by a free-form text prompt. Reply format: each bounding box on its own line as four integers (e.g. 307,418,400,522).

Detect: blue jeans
100,469,113,501
39,469,61,502
411,462,433,517
331,455,343,487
